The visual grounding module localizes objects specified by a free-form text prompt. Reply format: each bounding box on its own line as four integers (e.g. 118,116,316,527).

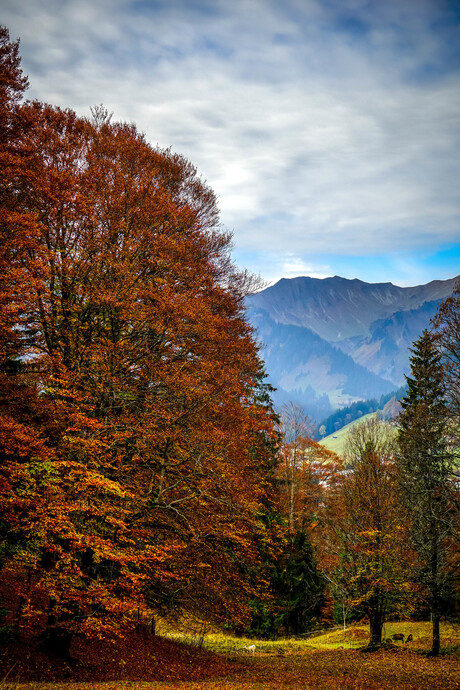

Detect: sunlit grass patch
167,631,312,656
307,625,369,649
163,625,370,655
380,620,460,651
165,620,460,656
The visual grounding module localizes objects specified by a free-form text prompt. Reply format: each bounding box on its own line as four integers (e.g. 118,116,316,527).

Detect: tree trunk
289,457,295,534
39,627,74,662
431,611,440,656
369,619,383,647
369,604,384,648
39,598,74,662
429,534,441,656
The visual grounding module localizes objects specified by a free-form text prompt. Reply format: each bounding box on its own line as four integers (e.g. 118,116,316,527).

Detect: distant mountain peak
248,274,458,341
246,275,458,420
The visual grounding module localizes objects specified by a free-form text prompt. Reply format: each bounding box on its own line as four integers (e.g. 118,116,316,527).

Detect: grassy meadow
2,621,459,690
318,412,376,455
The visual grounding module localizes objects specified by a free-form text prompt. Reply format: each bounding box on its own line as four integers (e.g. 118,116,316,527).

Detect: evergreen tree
275,530,325,636
397,329,457,655
249,529,325,638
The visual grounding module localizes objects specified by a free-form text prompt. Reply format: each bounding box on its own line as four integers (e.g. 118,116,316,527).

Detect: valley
247,275,458,421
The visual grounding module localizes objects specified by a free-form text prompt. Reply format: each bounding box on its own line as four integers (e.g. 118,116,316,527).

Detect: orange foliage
0,32,279,646
276,402,340,536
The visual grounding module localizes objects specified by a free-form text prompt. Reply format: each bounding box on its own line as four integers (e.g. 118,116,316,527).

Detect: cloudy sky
3,0,460,286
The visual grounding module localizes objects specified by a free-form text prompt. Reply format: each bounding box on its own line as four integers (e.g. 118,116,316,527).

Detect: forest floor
1,621,459,690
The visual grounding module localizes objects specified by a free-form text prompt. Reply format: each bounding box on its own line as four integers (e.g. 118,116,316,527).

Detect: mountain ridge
246,274,458,419
249,275,458,341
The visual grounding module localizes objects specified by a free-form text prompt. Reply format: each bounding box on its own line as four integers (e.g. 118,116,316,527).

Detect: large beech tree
0,34,279,650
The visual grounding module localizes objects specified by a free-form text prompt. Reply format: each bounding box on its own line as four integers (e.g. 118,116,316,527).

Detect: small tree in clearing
328,418,403,648
278,403,316,534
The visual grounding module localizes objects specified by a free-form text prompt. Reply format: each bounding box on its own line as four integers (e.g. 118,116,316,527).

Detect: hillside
319,412,377,455
246,275,458,419
333,299,445,384
249,308,394,413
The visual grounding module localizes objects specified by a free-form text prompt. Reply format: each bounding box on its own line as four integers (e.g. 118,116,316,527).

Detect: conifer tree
274,530,325,636
397,329,457,656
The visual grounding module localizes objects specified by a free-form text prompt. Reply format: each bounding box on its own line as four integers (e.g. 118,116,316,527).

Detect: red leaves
0,36,279,645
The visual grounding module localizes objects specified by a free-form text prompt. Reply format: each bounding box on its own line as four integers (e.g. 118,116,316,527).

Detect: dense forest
0,26,458,675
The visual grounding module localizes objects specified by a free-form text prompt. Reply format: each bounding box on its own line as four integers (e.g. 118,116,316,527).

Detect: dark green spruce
397,329,456,656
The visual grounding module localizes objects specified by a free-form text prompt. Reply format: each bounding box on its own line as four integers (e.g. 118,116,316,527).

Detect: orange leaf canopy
1,96,279,637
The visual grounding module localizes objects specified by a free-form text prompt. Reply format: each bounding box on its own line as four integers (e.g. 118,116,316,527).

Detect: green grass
164,619,460,656
318,412,377,456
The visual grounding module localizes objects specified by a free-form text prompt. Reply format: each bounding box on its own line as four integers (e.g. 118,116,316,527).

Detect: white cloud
281,254,331,279
3,0,460,280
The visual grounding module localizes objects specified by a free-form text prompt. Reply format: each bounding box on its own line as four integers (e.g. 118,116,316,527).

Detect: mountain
249,308,394,415
246,275,458,419
333,299,444,385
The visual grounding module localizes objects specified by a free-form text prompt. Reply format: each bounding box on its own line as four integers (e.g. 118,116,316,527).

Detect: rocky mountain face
246,275,458,420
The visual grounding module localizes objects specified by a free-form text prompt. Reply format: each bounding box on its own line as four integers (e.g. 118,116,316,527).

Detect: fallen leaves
2,625,459,689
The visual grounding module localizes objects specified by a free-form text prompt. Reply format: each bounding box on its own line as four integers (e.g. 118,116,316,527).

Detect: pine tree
397,329,457,655
276,530,325,636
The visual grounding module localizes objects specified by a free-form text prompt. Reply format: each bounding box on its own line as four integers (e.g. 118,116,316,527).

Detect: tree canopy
0,27,280,648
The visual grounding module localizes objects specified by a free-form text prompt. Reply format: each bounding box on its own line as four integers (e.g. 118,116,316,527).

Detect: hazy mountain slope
334,299,445,385
246,275,458,418
249,307,394,410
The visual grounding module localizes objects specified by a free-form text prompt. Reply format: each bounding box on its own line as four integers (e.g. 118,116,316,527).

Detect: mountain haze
246,275,458,419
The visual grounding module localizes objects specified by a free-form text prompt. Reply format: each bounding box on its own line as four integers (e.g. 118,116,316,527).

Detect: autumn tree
0,35,280,652
277,403,316,534
325,418,404,648
432,279,460,452
397,329,458,655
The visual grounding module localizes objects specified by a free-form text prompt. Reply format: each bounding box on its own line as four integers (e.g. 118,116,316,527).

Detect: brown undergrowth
0,627,243,684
